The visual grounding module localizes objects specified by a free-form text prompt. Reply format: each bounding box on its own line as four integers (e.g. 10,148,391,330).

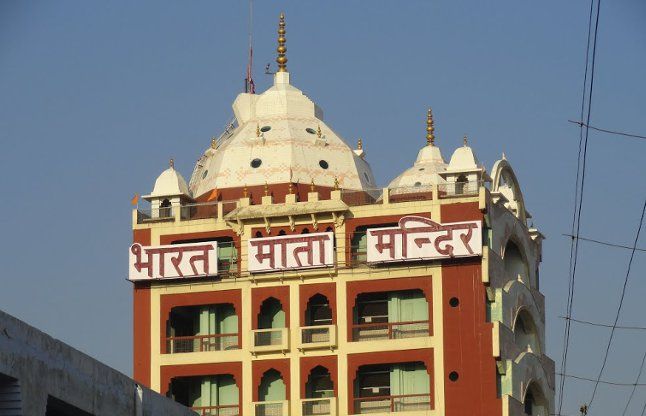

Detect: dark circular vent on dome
319,160,329,170
202,170,209,179
260,126,271,133
250,158,262,168
306,127,316,135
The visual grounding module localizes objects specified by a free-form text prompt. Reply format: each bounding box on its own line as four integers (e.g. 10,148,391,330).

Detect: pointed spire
264,182,269,196
310,178,315,192
317,125,322,138
211,137,217,149
169,158,175,169
463,135,468,146
426,108,435,146
288,182,294,194
276,13,288,72
333,177,339,190
243,185,248,198
357,138,363,150
256,123,261,137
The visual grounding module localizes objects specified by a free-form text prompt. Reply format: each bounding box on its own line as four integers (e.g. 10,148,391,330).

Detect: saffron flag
206,188,219,202
131,194,139,206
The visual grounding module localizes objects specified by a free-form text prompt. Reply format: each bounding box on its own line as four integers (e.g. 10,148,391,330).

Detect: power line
621,350,646,415
562,234,646,252
557,0,600,413
588,198,646,409
559,316,646,331
568,120,646,140
559,373,646,387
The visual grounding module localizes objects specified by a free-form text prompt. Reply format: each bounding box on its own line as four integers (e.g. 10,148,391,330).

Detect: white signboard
366,216,482,264
248,232,334,273
129,242,218,281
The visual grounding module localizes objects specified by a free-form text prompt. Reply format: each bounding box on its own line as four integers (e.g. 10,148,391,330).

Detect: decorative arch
491,158,527,225
258,368,286,402
305,365,334,399
503,238,530,286
521,379,550,416
512,307,542,355
258,297,286,330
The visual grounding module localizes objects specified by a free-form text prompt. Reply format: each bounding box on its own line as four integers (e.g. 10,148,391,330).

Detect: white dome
447,143,480,171
189,72,375,198
387,144,447,190
146,166,191,199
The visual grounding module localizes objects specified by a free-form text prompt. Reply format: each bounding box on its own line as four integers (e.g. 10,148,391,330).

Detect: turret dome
145,162,191,200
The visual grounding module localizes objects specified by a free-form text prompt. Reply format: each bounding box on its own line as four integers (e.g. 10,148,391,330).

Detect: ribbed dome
388,144,448,190
447,143,480,171
189,72,375,198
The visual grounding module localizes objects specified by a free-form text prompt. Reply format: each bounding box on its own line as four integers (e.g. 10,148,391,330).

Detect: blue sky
1,1,644,414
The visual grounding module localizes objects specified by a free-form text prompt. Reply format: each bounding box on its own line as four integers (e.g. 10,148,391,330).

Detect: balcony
191,405,240,416
352,320,430,342
250,328,289,354
353,394,432,414
298,325,337,350
253,400,289,416
302,397,336,416
166,333,239,354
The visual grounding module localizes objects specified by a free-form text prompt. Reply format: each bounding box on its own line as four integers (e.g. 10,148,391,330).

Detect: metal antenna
244,0,255,93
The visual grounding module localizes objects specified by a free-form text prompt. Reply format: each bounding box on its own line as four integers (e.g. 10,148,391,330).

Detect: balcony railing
353,394,432,414
250,328,289,353
191,404,240,416
352,320,430,342
298,325,337,350
253,400,289,416
136,207,175,223
165,333,239,354
302,397,336,416
438,181,480,198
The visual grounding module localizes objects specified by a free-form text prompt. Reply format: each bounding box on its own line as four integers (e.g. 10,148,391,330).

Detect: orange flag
131,193,140,206
206,188,219,202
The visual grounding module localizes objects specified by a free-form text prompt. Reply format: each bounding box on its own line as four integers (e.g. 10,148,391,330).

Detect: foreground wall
0,309,195,416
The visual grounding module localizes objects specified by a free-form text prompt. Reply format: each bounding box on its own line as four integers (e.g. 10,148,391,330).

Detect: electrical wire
621,350,646,415
559,372,646,387
587,198,646,409
560,316,646,331
568,120,646,140
557,0,599,413
562,234,646,252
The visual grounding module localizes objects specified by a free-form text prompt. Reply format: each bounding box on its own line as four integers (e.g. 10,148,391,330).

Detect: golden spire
211,137,217,149
463,135,468,146
426,108,435,146
288,182,294,194
256,123,260,137
310,178,315,192
243,185,248,198
333,177,339,190
357,138,363,150
317,125,322,138
276,13,288,72
264,182,269,196
169,158,174,169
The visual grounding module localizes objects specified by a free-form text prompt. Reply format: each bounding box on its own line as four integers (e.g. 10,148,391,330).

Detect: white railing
438,181,481,198
353,320,430,342
253,400,289,416
302,397,336,416
298,325,337,350
250,328,289,353
354,394,432,414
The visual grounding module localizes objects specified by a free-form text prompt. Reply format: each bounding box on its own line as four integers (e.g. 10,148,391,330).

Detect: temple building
130,13,554,416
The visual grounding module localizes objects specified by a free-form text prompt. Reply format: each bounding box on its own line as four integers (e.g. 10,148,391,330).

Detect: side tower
129,14,553,416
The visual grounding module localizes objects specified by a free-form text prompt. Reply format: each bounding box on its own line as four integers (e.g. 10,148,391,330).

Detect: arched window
455,174,468,195
302,228,310,234
255,231,263,238
306,366,334,399
523,382,548,416
355,362,430,413
258,369,286,402
504,240,530,285
258,298,285,329
278,230,287,236
305,294,332,327
159,199,172,218
514,309,541,354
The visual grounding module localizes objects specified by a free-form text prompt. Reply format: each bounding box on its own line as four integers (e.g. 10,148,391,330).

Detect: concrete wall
0,309,195,416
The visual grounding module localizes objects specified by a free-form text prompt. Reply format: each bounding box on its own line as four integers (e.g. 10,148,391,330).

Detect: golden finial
333,177,339,190
264,182,269,196
169,158,174,169
426,108,435,146
288,182,294,194
243,185,248,198
276,13,288,72
310,178,315,192
463,135,468,146
357,138,363,150
317,125,322,138
256,123,260,137
211,137,217,149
